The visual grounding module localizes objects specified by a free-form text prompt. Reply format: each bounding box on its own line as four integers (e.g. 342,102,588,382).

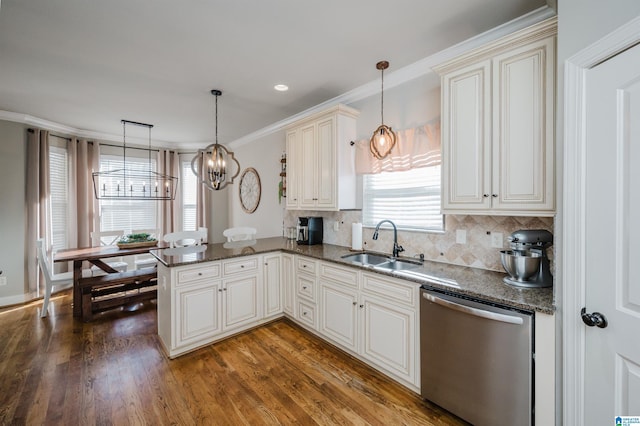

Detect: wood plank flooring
0,290,467,425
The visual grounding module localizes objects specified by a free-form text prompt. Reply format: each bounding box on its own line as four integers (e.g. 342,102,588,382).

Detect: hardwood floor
0,290,467,425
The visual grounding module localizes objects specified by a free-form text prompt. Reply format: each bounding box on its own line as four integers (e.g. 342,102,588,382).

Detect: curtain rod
30,128,178,153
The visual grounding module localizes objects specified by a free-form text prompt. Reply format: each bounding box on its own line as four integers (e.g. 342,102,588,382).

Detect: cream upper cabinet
435,17,556,216
286,104,359,211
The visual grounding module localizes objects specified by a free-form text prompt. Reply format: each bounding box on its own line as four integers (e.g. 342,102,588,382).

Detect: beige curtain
355,121,441,174
26,128,50,295
194,152,210,239
68,138,99,251
158,149,181,236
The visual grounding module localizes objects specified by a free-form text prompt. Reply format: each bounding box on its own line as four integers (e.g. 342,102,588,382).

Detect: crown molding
0,6,556,150
0,110,171,147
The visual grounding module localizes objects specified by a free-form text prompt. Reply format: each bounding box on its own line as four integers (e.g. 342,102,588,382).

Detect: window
362,166,443,232
182,160,198,231
49,143,69,252
98,154,157,233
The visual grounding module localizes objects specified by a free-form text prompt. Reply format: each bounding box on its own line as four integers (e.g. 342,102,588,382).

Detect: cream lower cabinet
436,17,556,216
263,253,282,319
318,262,419,391
294,256,318,330
281,253,295,316
158,255,264,358
174,279,223,349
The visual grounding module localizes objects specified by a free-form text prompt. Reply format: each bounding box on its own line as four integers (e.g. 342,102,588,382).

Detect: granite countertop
151,237,555,314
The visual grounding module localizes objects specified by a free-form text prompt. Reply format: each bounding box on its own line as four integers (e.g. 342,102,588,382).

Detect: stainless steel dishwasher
420,286,533,426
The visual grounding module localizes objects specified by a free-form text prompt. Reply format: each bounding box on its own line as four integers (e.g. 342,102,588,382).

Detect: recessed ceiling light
274,84,289,92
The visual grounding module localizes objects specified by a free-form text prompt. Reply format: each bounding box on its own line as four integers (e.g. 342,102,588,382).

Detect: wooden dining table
54,243,167,317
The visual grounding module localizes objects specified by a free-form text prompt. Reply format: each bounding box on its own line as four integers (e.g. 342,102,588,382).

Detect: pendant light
191,89,240,191
370,61,397,160
92,120,178,200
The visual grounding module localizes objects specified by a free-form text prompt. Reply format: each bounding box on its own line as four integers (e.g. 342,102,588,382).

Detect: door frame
563,15,640,426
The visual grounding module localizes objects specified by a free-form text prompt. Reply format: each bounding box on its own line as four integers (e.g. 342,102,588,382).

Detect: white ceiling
0,0,548,148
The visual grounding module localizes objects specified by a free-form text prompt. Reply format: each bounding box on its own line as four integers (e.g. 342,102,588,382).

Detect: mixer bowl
500,250,541,282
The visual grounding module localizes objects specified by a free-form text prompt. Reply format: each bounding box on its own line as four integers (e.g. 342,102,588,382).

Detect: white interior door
584,42,640,424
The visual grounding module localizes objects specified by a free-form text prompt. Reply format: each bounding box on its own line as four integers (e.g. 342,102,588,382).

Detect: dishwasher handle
423,292,524,325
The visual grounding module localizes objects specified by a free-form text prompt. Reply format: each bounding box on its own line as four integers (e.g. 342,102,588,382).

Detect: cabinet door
175,281,222,348
360,294,416,385
315,116,336,209
442,60,492,212
223,275,261,330
263,254,282,318
285,129,299,209
319,281,358,352
492,36,555,212
299,123,318,208
281,253,295,316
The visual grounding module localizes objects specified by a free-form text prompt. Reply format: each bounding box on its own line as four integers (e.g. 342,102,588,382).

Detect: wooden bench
78,268,158,321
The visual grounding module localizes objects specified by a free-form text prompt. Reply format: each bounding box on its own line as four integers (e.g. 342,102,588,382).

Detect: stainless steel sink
341,252,390,266
341,252,423,272
376,258,423,272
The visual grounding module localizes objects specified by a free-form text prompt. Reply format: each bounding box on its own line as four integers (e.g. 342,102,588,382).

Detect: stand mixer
500,229,553,288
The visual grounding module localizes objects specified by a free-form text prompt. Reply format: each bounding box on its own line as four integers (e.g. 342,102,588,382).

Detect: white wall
227,131,286,239
207,189,229,244
0,120,28,304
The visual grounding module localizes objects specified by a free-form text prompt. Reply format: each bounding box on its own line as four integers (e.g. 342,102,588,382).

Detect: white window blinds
182,160,197,231
362,166,443,232
49,144,68,251
99,154,157,232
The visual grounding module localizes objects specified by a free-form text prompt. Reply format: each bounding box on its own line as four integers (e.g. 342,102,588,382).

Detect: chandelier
370,61,397,160
92,120,178,200
191,89,240,191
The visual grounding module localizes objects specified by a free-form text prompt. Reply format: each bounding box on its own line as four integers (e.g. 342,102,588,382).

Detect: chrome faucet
372,220,405,258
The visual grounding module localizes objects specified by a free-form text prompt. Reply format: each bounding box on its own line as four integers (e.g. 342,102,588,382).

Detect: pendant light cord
215,92,219,144
380,66,385,125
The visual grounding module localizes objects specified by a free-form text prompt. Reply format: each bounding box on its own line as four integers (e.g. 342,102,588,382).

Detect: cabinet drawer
177,263,221,286
297,300,317,329
319,262,358,288
223,256,259,276
296,273,316,302
362,272,417,306
296,257,317,275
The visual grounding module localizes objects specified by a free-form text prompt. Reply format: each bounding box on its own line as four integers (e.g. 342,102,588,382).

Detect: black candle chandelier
191,89,240,191
92,120,178,200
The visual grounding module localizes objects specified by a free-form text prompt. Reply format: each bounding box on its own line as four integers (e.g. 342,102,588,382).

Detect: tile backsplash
284,210,554,272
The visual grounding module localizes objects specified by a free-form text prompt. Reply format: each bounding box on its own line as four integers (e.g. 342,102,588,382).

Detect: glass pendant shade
370,124,396,159
369,60,397,160
191,89,240,191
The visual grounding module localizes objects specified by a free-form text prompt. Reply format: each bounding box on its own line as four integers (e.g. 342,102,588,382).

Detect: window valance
355,121,441,175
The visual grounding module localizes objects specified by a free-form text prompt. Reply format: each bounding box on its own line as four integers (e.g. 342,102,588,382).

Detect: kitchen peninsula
152,237,554,318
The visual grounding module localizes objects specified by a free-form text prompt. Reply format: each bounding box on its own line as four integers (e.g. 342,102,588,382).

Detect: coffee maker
500,229,553,288
297,217,323,245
